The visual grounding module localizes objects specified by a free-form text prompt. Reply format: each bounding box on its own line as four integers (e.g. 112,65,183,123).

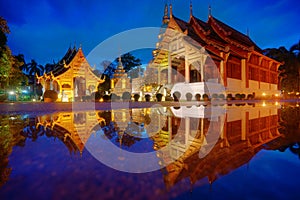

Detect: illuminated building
37,46,104,102
151,3,281,100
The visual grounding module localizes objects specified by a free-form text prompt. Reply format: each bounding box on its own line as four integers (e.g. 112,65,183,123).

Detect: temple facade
151,4,281,100
37,47,104,102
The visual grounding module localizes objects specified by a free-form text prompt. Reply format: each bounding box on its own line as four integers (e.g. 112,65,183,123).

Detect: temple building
151,3,281,100
37,46,104,102
110,56,131,97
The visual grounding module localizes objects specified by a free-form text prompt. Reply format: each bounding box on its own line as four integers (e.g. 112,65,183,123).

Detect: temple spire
208,4,212,17
190,0,193,18
162,3,169,24
170,3,173,18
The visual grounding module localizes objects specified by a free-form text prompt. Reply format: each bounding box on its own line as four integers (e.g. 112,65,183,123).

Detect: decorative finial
169,3,173,18
208,4,212,17
246,28,250,37
162,2,169,24
190,0,193,18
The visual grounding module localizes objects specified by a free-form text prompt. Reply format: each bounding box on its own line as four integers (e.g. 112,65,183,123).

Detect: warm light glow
275,101,279,106
297,92,300,95
9,91,15,95
262,101,266,107
32,98,36,102
99,98,103,102
275,94,279,97
262,93,266,96
296,104,299,107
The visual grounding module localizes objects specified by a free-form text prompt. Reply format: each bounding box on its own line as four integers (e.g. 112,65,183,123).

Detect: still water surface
0,103,300,199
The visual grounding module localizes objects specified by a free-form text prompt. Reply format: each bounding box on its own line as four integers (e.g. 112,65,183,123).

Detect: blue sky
1,0,299,66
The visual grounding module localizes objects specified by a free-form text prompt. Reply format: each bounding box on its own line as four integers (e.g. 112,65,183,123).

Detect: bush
226,94,233,100
185,93,193,101
43,90,58,102
235,93,241,100
195,93,201,101
241,94,246,100
102,94,111,102
0,94,7,102
111,93,119,102
91,91,102,102
156,93,163,102
173,91,181,102
122,91,131,101
212,93,219,99
165,96,173,101
133,93,140,101
145,94,151,102
219,94,225,100
202,94,209,101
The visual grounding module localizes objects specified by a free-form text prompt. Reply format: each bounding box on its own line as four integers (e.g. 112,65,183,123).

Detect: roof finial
162,2,169,24
169,3,173,18
190,0,193,18
246,28,250,37
208,4,212,17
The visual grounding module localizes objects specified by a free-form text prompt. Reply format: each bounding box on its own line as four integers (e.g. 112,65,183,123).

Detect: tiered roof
163,5,263,57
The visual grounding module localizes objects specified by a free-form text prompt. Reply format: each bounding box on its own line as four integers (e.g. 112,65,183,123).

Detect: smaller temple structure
110,56,131,97
37,46,104,102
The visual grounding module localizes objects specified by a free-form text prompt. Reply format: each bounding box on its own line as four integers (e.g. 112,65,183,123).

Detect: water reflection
1,103,300,198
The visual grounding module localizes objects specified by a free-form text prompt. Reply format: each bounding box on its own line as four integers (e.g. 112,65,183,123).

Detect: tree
103,53,141,78
25,59,44,76
264,45,300,92
0,17,27,90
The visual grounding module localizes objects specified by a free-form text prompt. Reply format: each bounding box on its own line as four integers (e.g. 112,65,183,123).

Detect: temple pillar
168,52,172,84
241,59,246,89
185,46,190,83
185,117,190,145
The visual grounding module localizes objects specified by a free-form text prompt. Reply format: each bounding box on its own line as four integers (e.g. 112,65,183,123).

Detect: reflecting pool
1,102,300,199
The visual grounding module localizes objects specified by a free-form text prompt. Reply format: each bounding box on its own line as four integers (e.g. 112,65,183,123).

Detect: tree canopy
0,17,27,90
103,53,141,78
264,41,300,92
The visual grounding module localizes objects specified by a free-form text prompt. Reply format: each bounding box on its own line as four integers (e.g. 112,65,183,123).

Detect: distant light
262,102,266,107
262,93,266,96
275,94,279,97
9,91,15,95
99,98,103,102
32,98,36,102
275,101,279,106
296,104,299,107
22,90,28,94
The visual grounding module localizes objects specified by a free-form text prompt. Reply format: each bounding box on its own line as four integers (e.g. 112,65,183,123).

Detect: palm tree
290,41,300,91
25,59,44,99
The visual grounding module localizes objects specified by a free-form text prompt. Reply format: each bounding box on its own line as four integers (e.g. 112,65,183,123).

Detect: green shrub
122,92,131,101
173,91,181,101
202,94,209,101
219,94,225,100
195,93,201,101
145,94,151,102
185,93,193,101
156,93,163,102
133,93,140,101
